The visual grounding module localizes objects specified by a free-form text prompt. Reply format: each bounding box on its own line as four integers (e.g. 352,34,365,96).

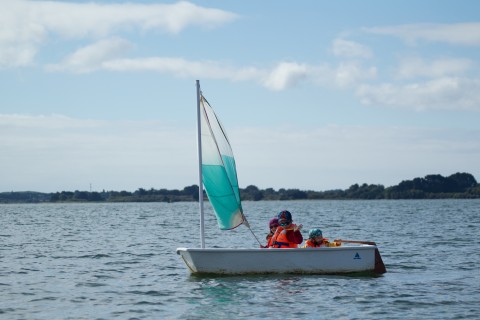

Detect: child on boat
303,228,341,248
262,217,279,248
270,210,303,248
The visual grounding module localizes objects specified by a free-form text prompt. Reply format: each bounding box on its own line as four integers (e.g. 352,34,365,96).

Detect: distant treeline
1,172,479,204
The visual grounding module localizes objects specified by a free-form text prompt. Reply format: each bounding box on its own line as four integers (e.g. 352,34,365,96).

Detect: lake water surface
1,200,479,319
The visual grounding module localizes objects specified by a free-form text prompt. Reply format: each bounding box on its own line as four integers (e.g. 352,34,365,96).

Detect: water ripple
0,200,479,319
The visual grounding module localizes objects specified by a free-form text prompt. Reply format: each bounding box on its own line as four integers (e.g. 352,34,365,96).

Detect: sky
1,0,480,193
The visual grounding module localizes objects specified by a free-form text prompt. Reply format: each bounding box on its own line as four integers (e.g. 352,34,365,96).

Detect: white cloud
261,62,309,91
46,38,134,73
0,1,46,67
65,55,375,91
396,56,472,79
333,62,377,88
356,77,480,111
103,58,310,90
46,50,303,89
356,23,480,110
0,0,238,67
364,23,480,46
1,1,376,91
102,57,242,79
332,39,373,58
111,58,376,90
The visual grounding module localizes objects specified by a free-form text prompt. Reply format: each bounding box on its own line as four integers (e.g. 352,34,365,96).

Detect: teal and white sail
199,92,245,230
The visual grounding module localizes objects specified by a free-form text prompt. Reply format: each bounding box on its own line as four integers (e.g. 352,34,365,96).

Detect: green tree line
1,172,479,204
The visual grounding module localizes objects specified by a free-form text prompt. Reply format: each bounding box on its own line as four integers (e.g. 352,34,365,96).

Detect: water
1,200,479,319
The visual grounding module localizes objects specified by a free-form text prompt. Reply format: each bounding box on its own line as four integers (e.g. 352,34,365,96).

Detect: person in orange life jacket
261,217,279,248
303,228,341,248
270,210,303,248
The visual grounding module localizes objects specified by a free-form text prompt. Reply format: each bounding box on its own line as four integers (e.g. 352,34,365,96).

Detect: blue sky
1,0,480,193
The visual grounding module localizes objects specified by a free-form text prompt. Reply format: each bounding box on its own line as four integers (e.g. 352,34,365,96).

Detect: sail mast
196,80,205,248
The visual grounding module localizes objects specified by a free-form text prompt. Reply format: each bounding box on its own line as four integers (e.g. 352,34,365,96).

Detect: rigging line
243,217,263,246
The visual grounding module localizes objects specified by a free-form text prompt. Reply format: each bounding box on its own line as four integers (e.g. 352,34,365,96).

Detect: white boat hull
176,245,386,275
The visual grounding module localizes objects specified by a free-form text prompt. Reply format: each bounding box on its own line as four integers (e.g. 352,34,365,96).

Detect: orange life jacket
271,225,299,248
265,232,274,247
303,238,329,248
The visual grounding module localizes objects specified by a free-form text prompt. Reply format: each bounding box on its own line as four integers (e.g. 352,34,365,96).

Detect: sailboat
176,81,386,275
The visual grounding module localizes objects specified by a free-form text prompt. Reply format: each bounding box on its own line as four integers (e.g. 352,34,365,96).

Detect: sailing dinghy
176,81,386,275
